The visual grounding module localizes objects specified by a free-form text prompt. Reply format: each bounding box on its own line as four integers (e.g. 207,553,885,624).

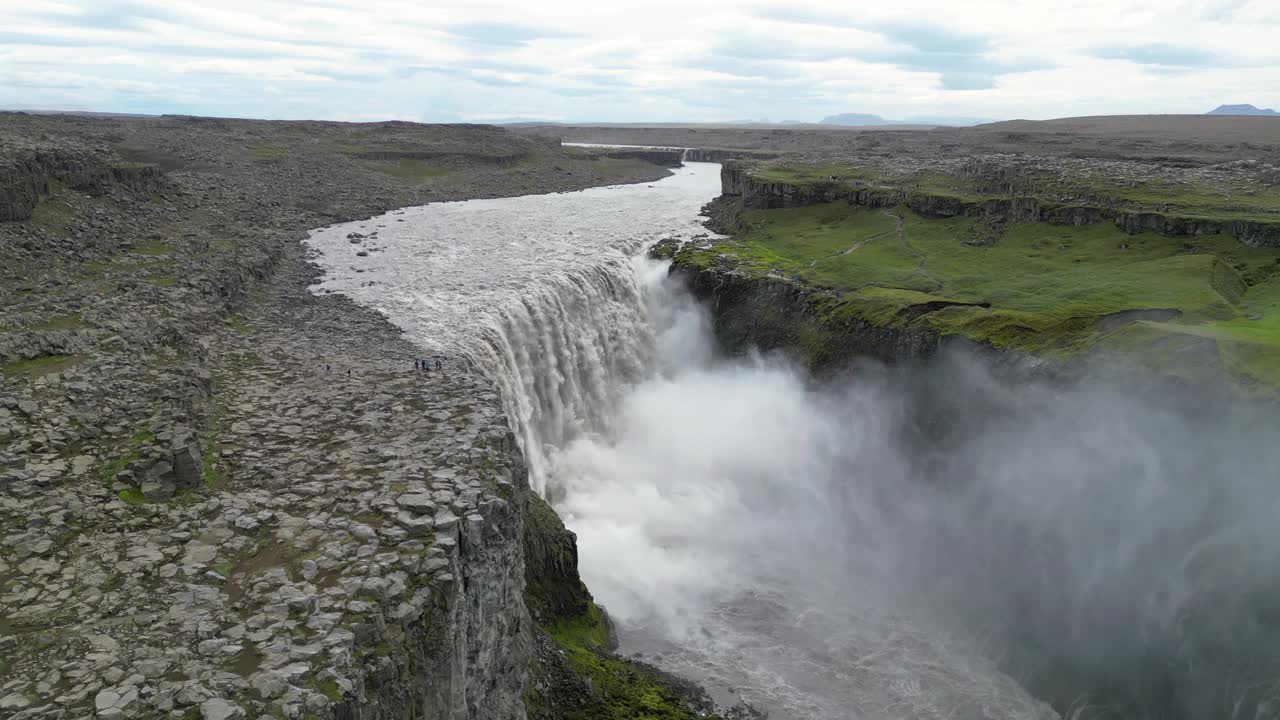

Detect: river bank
0,114,689,719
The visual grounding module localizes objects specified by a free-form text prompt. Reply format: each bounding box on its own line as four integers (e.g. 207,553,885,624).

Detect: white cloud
0,0,1276,122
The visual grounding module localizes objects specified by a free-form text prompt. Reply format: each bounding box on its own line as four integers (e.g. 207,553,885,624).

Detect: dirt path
882,208,943,293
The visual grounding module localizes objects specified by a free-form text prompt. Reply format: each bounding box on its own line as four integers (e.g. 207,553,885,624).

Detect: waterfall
460,254,665,496
452,249,1064,720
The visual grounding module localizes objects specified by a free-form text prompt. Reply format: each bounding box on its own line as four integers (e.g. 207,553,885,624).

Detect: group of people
415,356,443,372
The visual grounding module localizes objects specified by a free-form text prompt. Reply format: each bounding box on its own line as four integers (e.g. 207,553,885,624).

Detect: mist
538,257,1280,720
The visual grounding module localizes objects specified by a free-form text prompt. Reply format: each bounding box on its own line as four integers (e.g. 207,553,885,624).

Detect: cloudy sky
1,0,1277,124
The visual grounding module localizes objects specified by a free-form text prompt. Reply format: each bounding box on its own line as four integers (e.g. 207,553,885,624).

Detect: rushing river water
307,165,1280,720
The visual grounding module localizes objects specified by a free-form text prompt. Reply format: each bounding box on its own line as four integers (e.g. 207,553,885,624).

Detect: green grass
312,678,343,703
117,488,148,505
133,240,172,255
29,196,74,231
1,354,81,379
98,427,155,485
363,159,451,183
752,162,883,186
248,142,289,160
681,201,1280,388
84,261,122,275
30,313,83,331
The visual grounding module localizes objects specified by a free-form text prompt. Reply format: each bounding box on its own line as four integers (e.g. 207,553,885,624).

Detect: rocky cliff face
595,149,685,168
0,143,163,222
670,258,941,372
681,148,778,163
336,430,534,720
720,162,1280,248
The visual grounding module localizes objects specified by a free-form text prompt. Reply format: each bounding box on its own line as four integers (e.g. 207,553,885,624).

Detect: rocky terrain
516,114,1280,166
0,113,680,719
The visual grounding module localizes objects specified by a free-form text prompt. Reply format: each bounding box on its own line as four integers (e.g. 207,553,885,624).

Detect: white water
305,165,1280,720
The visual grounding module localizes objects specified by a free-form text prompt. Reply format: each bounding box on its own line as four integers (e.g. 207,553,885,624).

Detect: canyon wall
0,145,164,221
721,161,1280,248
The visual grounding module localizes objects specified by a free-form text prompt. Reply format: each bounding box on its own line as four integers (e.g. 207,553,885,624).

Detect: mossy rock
526,603,720,720
523,493,592,625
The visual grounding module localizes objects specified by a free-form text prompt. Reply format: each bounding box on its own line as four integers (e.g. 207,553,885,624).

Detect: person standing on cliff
435,356,442,371
414,359,420,371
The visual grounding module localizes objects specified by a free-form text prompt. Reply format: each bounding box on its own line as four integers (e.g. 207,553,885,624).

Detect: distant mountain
1207,104,1279,116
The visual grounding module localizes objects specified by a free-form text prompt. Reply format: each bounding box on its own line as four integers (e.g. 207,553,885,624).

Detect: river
306,164,1280,720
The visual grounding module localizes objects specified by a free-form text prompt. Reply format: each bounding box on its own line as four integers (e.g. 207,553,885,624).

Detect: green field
682,202,1280,390
361,158,452,183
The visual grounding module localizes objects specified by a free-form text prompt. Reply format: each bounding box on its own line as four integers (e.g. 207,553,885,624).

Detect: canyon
4,112,1280,720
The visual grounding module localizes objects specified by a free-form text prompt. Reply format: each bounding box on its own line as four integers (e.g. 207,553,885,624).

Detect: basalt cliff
0,113,716,720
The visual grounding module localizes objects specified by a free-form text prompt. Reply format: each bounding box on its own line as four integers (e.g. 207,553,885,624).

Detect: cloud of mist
549,260,1280,720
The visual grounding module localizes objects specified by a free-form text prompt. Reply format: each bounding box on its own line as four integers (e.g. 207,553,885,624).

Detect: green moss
174,489,203,505
151,275,177,287
98,427,154,485
548,601,610,650
311,677,343,703
529,602,719,720
1,354,81,379
117,488,148,505
228,315,252,334
83,261,121,275
562,648,711,719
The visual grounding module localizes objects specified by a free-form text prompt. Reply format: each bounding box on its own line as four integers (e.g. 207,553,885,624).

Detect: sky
1,0,1278,124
